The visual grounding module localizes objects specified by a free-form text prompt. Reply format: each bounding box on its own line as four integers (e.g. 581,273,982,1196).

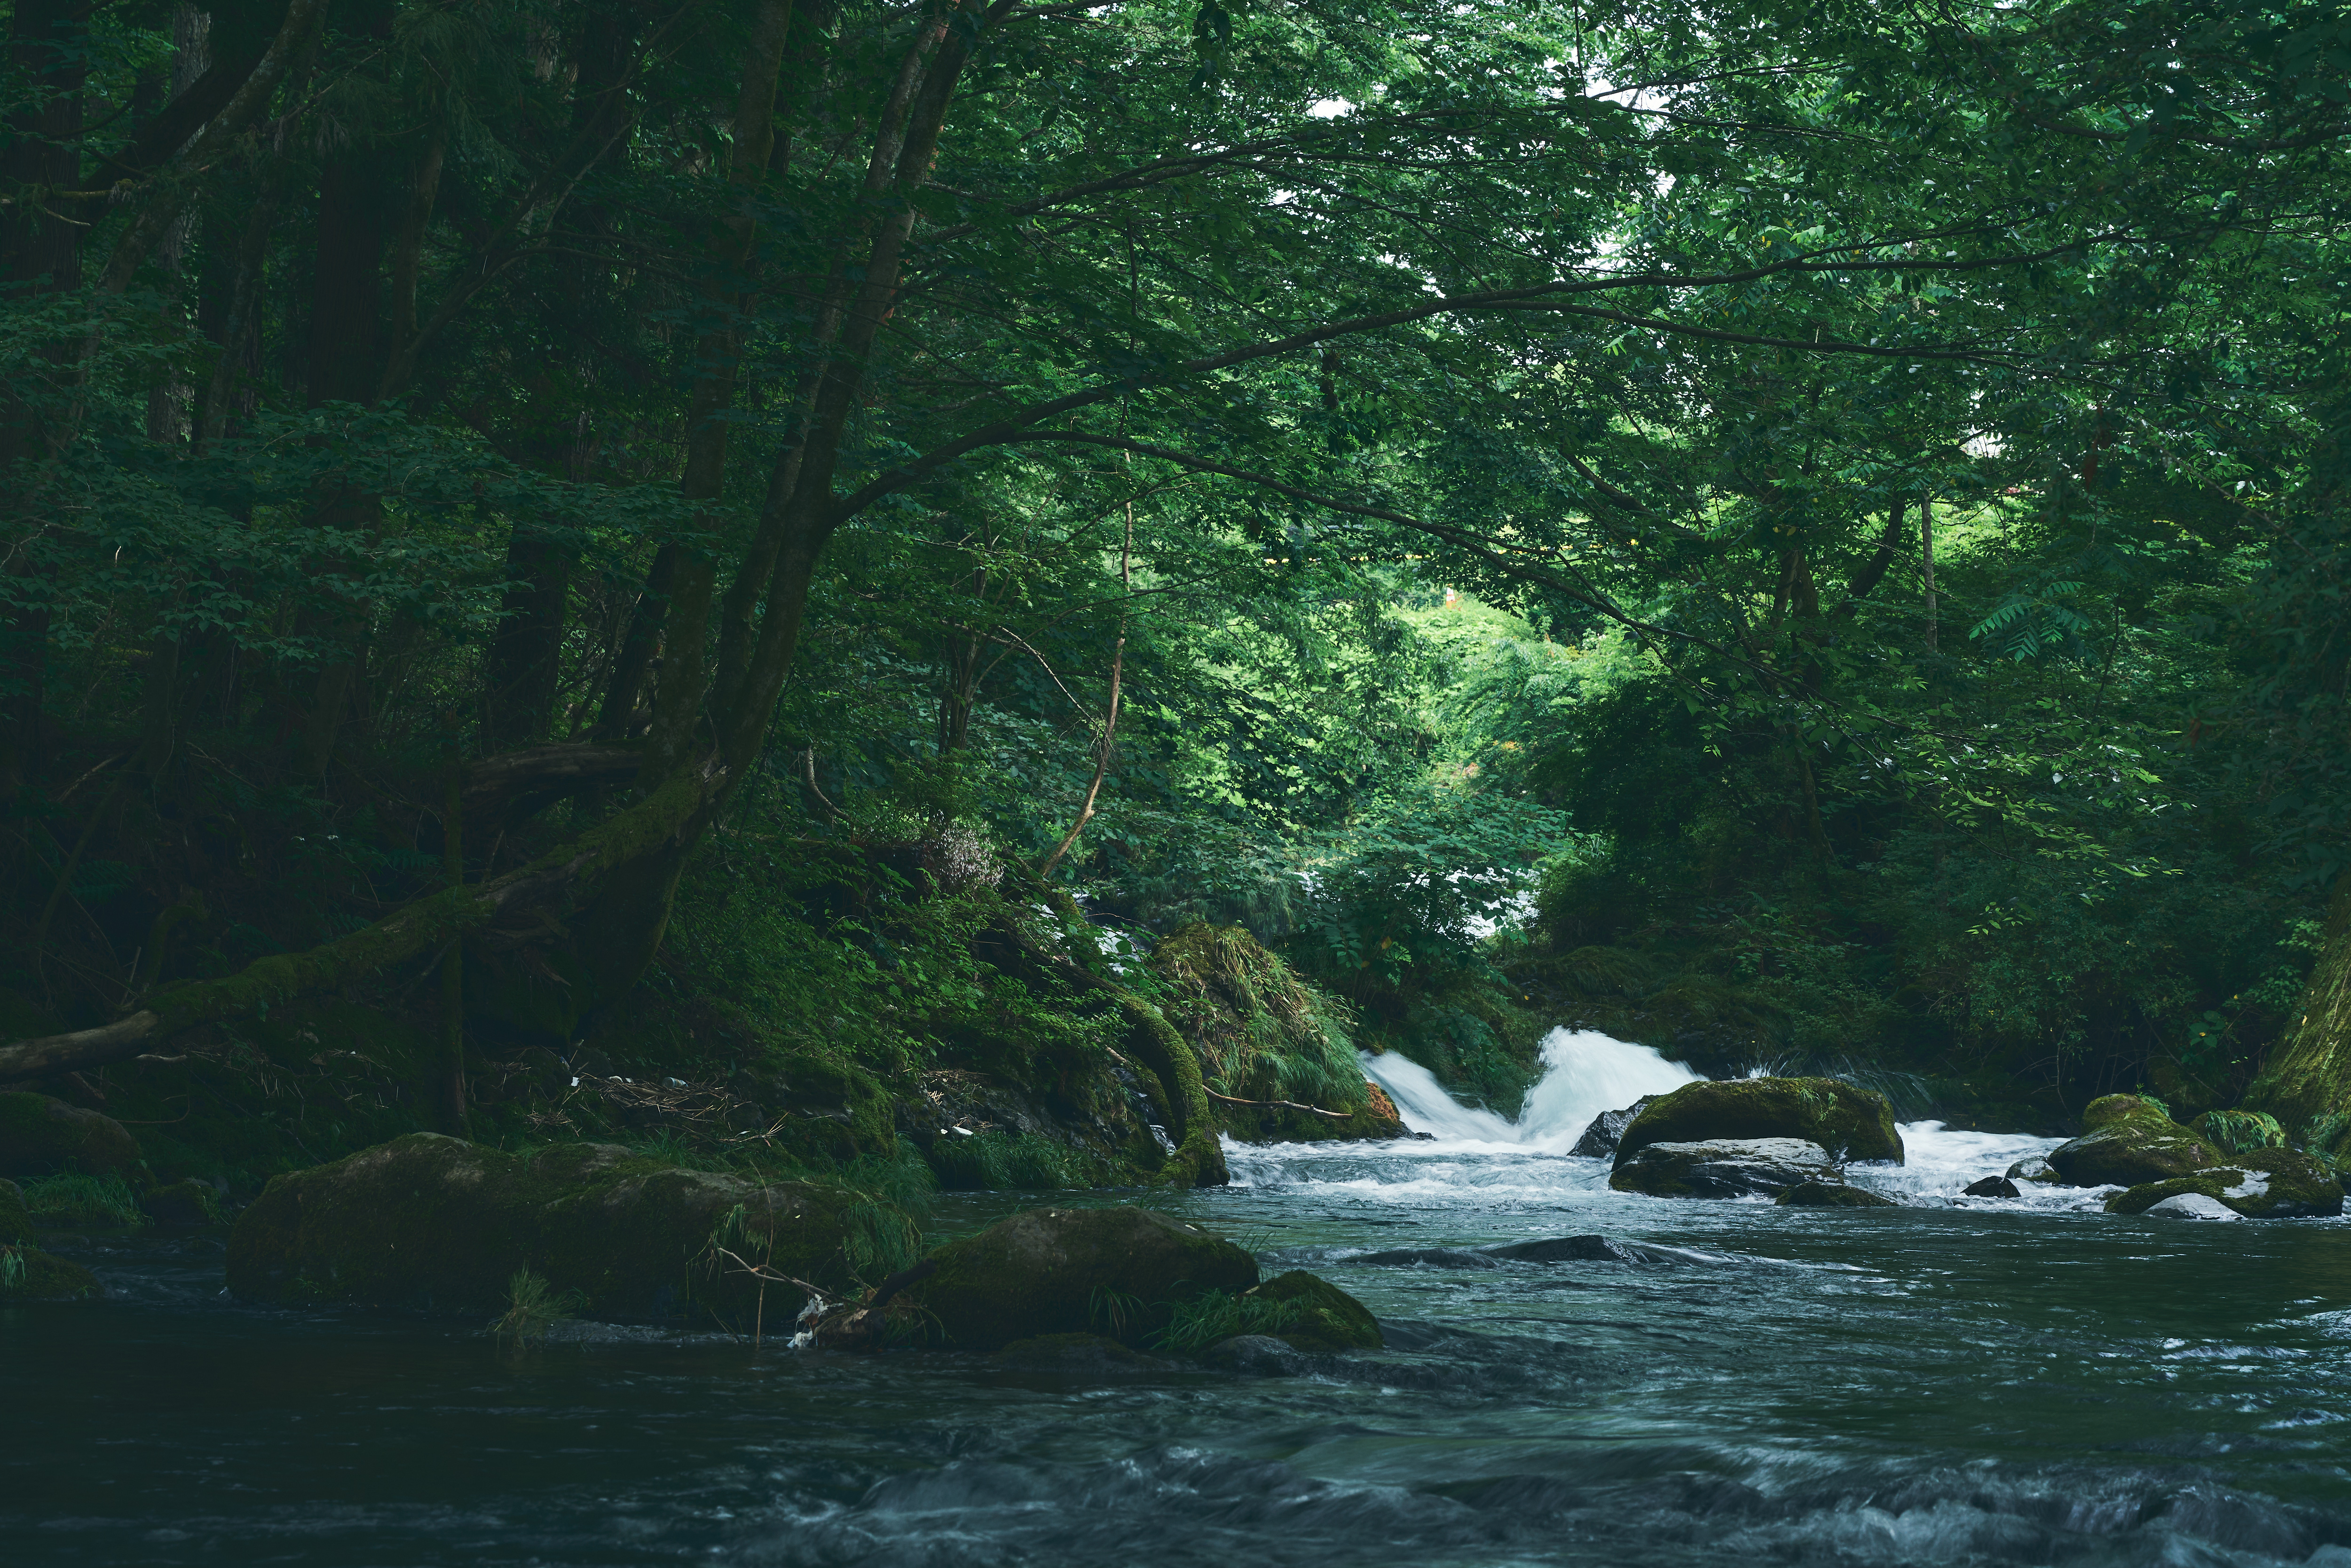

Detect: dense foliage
2,0,2346,1181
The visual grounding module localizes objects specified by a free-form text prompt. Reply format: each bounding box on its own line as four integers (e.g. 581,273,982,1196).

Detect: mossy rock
2104,1148,2344,1219
910,1204,1258,1351
2190,1109,2288,1156
225,1133,860,1323
1,1246,102,1301
0,1092,142,1178
1250,1269,1382,1350
0,1178,32,1245
1614,1078,1903,1166
2047,1095,2223,1188
1609,1137,1836,1198
1776,1180,1900,1208
140,1178,222,1226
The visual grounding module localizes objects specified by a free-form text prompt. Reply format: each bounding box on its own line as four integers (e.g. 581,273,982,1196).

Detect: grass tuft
21,1173,145,1229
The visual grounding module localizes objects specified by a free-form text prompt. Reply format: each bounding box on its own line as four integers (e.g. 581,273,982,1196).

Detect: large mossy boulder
1610,1137,1837,1198
1613,1078,1903,1166
226,1133,860,1323
2104,1148,2344,1219
0,1246,102,1301
2046,1095,2222,1188
1251,1269,1382,1350
910,1204,1258,1351
0,1092,141,1178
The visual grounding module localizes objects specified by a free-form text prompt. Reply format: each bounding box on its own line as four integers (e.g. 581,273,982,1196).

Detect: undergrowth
22,1173,144,1228
1152,1291,1304,1353
491,1268,584,1347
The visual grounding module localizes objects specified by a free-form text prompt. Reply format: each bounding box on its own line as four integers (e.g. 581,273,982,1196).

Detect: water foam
1362,1026,1703,1152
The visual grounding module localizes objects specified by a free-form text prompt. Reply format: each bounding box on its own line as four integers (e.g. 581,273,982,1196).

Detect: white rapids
1224,1027,2078,1208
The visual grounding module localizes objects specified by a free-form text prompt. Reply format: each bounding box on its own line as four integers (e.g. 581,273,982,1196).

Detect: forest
3,0,2349,1203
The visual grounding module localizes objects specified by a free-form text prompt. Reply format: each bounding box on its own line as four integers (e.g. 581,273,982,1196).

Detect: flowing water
13,1030,2351,1568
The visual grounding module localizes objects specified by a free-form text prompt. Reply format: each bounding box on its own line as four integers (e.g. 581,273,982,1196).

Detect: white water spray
1362,1027,1703,1152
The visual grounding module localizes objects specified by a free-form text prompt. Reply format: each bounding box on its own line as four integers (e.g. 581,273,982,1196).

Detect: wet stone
1351,1246,1500,1269
1964,1176,2021,1198
1569,1097,1658,1159
1199,1334,1308,1377
1610,1136,1837,1198
1776,1179,1899,1208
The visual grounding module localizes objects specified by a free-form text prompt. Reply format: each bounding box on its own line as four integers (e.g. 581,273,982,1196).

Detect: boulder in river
910,1204,1258,1351
1963,1176,2021,1199
0,1245,102,1301
139,1177,222,1226
1199,1333,1308,1376
1610,1137,1837,1198
226,1133,862,1322
1570,1096,1659,1158
1251,1268,1383,1350
0,1091,141,1178
2144,1192,2240,1221
2103,1148,2344,1219
1613,1078,1903,1166
2005,1155,2062,1185
1775,1179,1899,1208
1351,1246,1500,1269
2044,1095,2223,1188
1482,1235,1719,1265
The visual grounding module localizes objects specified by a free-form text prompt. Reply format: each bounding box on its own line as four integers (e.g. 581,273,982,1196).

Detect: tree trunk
2243,875,2351,1161
0,0,87,802
293,138,397,777
483,527,574,749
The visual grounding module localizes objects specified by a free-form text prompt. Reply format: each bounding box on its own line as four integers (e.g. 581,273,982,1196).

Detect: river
12,1030,2351,1567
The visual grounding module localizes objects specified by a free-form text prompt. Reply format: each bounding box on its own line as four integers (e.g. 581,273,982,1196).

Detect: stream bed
12,1033,2351,1568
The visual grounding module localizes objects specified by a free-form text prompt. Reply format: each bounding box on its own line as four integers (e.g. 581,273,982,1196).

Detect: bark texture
2243,875,2351,1161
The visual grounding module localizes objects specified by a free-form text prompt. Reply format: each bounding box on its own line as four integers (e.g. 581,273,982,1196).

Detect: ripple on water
10,1030,2351,1568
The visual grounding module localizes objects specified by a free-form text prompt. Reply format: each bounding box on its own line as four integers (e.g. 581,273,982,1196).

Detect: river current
12,1030,2351,1568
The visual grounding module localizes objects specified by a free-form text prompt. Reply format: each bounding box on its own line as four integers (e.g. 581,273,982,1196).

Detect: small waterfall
1362,1027,1703,1152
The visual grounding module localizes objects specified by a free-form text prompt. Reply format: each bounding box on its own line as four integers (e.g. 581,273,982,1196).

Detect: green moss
0,1091,142,1177
1776,1180,1899,1208
1250,1269,1382,1350
226,1133,863,1324
1615,1077,1903,1165
911,1204,1259,1350
140,1178,222,1226
2104,1148,2343,1218
0,1179,32,1244
2047,1099,2223,1187
0,1245,102,1301
2081,1094,2170,1132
